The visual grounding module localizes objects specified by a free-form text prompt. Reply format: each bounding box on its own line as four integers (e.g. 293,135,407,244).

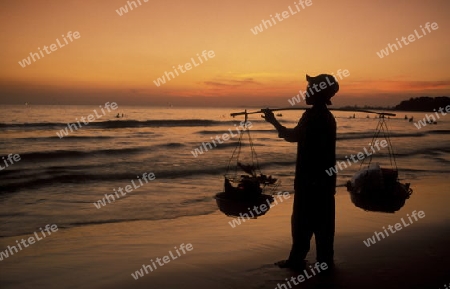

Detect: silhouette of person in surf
263,74,338,269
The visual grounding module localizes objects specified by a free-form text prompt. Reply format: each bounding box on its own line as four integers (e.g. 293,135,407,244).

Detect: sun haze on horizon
0,0,449,107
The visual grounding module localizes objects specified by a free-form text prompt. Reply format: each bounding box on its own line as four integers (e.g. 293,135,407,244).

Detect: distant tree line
394,96,450,111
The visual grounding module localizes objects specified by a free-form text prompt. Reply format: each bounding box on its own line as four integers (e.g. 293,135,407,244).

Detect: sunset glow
1,0,449,106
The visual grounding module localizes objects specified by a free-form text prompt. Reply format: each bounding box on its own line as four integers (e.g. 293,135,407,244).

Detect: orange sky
0,0,449,107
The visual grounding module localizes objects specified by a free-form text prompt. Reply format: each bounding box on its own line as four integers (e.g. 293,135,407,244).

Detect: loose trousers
288,189,335,263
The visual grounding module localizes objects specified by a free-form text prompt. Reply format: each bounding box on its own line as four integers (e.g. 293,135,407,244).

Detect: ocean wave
157,142,185,148
0,166,227,194
337,131,432,141
180,196,214,205
66,209,218,227
196,129,274,135
335,144,450,159
0,208,219,238
395,146,450,157
427,129,450,134
0,119,231,129
15,135,116,140
18,147,144,160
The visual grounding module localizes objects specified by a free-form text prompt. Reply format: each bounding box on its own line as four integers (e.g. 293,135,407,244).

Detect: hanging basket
214,192,274,218
346,115,413,213
223,111,279,196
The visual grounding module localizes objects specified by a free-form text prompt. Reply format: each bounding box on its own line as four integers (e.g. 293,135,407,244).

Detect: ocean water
0,105,449,238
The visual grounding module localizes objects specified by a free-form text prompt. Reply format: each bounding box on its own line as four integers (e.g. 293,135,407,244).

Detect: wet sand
1,176,449,289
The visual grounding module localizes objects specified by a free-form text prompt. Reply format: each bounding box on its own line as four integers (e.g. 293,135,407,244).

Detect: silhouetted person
263,74,338,269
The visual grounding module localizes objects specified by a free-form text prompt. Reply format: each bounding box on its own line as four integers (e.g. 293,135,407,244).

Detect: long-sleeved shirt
278,105,337,194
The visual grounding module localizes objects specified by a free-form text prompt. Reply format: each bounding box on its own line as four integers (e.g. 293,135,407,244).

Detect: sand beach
1,175,449,289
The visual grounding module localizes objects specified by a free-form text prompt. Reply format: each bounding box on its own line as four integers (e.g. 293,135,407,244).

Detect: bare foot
274,259,306,270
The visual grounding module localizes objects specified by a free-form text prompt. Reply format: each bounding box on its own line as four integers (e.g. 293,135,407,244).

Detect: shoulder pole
231,107,396,118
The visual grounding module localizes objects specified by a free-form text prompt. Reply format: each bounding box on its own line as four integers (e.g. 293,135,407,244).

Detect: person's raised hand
261,109,276,124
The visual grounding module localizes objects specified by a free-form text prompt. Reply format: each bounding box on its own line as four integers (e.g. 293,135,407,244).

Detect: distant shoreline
0,105,440,113
331,96,450,112
2,96,449,111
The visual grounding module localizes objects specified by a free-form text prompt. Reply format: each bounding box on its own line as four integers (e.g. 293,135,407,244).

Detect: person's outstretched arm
262,109,301,142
